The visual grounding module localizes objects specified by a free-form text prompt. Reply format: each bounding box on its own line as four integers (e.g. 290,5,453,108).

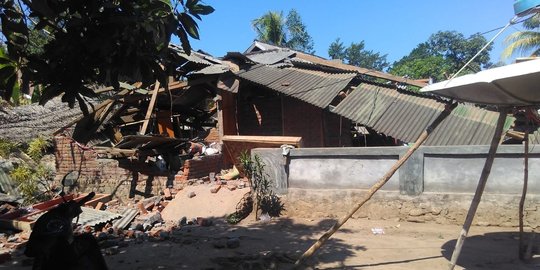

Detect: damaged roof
333,83,511,145
236,64,356,108
227,40,513,146
0,98,84,143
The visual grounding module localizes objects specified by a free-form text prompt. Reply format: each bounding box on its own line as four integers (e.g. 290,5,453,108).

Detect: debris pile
0,172,253,265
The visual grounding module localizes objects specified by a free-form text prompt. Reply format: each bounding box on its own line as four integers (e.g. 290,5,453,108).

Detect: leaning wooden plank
140,81,161,135
519,130,529,260
448,108,508,270
294,102,458,268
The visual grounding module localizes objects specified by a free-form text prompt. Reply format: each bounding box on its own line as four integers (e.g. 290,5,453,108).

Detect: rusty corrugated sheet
236,64,355,108
333,83,511,145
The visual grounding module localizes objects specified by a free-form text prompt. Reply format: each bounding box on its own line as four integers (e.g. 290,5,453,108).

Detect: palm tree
252,11,286,46
503,14,540,58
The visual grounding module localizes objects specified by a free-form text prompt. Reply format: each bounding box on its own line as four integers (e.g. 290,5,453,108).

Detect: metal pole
448,108,508,269
294,102,458,268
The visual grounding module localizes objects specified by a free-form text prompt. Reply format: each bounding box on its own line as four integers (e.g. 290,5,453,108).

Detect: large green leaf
186,0,199,9
3,75,17,100
0,65,16,81
179,13,199,39
175,18,192,54
189,4,214,16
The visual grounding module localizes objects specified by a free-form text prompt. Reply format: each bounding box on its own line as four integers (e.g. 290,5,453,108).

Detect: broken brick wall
54,136,173,198
179,154,223,181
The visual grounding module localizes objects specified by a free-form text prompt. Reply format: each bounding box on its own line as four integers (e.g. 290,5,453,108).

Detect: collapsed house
0,40,520,202
216,41,511,150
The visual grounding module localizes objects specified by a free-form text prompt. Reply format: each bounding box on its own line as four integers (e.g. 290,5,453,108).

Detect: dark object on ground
24,189,108,270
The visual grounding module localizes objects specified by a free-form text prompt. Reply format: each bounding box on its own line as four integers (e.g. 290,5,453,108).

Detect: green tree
284,9,314,53
252,9,314,53
503,14,540,58
0,0,214,111
252,11,286,46
328,38,346,60
328,39,389,71
390,31,492,82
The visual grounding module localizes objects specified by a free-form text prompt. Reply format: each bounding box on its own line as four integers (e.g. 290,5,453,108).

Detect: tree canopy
252,11,286,47
252,9,314,54
328,38,389,71
389,31,492,82
0,0,214,111
503,14,540,58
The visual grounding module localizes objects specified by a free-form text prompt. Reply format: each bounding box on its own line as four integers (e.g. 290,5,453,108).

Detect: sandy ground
5,217,540,269
3,184,540,269
161,184,249,222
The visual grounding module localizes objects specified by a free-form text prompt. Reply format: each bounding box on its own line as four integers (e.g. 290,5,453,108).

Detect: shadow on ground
99,217,360,270
441,231,540,270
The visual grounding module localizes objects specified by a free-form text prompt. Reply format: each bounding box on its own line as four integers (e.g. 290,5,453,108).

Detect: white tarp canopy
421,58,540,106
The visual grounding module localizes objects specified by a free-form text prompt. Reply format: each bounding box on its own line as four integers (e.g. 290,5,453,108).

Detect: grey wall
252,145,540,196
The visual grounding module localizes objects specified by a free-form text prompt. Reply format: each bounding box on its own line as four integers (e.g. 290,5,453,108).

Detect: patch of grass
0,138,19,158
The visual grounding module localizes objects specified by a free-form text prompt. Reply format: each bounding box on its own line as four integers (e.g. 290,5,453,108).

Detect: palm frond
502,31,540,58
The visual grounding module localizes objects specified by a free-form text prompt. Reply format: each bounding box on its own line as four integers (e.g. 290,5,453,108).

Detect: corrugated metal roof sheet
236,64,356,108
78,207,122,227
333,83,511,145
0,165,21,201
190,64,229,76
246,50,295,65
169,44,216,66
112,208,138,230
25,207,122,227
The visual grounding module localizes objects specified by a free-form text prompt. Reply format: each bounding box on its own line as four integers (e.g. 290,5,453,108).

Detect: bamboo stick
448,108,508,270
294,102,458,267
519,129,529,260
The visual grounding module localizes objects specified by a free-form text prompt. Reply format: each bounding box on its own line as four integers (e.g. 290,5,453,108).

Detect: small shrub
10,165,38,204
260,194,285,217
0,138,19,158
226,212,243,224
26,136,51,161
238,151,285,219
10,164,54,205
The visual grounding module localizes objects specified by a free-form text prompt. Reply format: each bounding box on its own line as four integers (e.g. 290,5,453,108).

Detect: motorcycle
24,174,108,270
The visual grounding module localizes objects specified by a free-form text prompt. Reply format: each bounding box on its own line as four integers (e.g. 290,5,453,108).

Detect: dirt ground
5,217,540,269
3,184,540,269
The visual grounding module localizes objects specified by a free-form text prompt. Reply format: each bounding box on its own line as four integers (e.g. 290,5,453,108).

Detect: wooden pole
519,129,529,260
140,81,161,135
448,108,508,270
294,102,458,267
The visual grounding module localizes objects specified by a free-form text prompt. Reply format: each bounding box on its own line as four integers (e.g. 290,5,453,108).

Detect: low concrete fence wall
253,145,540,196
252,145,540,226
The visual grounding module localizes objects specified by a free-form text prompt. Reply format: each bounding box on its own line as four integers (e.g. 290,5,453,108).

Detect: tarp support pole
519,128,529,260
448,108,508,270
294,102,458,268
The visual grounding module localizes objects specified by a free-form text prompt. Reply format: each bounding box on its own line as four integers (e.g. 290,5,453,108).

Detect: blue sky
187,1,527,65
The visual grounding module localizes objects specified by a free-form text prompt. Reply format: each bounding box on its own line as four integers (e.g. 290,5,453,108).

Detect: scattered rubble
0,172,253,266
